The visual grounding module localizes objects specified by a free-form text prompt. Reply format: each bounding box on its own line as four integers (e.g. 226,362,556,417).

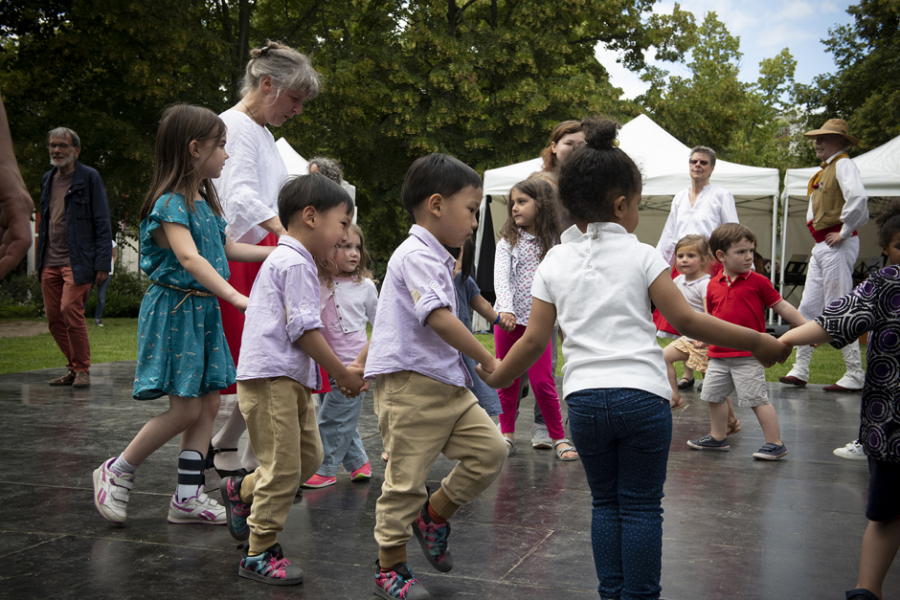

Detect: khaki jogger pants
237,376,323,553
374,370,508,567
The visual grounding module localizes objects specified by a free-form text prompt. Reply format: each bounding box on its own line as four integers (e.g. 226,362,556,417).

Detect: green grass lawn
1,318,864,384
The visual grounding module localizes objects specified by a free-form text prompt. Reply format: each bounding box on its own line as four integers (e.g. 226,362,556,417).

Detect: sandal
677,376,695,390
207,443,247,479
504,437,517,456
554,439,578,461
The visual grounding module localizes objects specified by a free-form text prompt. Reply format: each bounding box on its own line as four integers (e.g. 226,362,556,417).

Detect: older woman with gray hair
209,41,321,476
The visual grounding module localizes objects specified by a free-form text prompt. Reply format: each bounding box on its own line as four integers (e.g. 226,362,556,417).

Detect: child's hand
475,358,502,387
691,340,707,349
498,312,516,332
752,333,792,368
336,366,367,397
232,294,249,313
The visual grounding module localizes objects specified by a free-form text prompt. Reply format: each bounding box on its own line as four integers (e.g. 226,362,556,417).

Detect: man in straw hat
780,119,868,400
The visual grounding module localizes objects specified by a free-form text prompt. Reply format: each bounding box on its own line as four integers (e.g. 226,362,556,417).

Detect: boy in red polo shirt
687,223,805,460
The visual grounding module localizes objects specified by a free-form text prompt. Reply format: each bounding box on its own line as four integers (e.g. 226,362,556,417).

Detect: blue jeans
316,384,368,477
83,276,111,320
566,388,672,600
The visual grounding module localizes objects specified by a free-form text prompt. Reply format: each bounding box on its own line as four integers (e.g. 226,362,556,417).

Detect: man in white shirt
781,119,868,393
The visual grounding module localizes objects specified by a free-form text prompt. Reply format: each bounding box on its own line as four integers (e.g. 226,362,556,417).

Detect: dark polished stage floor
0,362,896,600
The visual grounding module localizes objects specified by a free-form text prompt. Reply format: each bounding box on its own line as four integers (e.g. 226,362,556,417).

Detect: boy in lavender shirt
364,154,508,600
218,174,367,586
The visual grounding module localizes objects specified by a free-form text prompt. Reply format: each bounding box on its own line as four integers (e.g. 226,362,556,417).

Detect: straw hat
803,118,859,146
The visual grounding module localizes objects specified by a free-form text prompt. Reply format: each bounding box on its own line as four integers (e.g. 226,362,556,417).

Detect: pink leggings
494,324,565,439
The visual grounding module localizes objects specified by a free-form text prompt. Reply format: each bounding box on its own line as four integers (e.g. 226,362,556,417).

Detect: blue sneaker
239,543,303,585
374,561,430,600
220,474,251,541
687,434,730,451
752,442,788,460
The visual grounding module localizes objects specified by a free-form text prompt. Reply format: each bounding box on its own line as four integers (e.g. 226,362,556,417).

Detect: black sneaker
752,442,788,460
239,543,303,585
374,561,430,600
687,434,730,451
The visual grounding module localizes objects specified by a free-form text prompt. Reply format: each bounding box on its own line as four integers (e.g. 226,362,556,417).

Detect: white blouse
532,223,671,400
214,110,289,245
493,231,543,326
656,184,739,266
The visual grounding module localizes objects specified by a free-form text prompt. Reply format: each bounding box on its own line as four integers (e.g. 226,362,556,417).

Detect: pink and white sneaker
351,461,372,481
167,491,226,525
92,458,134,524
301,474,337,488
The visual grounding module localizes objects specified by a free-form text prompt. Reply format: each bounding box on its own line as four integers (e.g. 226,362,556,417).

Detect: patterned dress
133,192,236,400
816,265,900,463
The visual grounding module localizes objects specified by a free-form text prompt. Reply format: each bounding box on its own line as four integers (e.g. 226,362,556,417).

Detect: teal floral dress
133,192,236,400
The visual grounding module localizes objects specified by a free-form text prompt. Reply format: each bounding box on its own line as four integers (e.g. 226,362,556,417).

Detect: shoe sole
753,450,788,460
239,566,303,586
167,516,226,525
301,480,336,489
686,441,730,451
49,381,74,386
833,450,867,460
92,467,125,525
351,474,372,481
374,585,432,600
220,481,250,541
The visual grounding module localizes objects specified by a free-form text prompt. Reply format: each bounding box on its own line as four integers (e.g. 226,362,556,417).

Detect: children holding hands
687,223,806,459
363,154,508,600
478,118,789,600
219,173,366,585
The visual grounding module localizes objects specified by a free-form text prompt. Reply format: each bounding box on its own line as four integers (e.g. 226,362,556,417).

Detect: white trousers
786,236,865,388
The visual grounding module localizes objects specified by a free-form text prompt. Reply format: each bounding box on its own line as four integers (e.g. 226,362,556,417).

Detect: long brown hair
498,179,561,261
140,104,226,220
540,120,583,173
317,223,375,287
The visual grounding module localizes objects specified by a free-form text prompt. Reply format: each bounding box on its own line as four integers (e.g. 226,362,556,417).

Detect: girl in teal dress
92,104,274,527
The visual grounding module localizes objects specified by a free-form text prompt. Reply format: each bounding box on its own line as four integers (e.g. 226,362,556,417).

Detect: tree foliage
798,0,900,150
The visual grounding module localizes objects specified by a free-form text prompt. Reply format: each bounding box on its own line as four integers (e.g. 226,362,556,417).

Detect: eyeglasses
49,143,71,150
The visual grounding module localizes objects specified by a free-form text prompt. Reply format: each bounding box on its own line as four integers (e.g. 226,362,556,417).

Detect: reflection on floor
0,362,895,599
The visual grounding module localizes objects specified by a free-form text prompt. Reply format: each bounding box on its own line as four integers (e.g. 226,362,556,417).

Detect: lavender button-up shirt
237,235,323,389
365,225,472,388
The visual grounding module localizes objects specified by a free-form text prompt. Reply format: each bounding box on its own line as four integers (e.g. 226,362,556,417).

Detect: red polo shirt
706,270,783,358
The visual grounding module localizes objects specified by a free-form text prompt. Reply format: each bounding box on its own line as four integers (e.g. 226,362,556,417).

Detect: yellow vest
807,153,849,231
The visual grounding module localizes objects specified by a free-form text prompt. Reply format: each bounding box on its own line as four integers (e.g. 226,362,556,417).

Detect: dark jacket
37,161,112,284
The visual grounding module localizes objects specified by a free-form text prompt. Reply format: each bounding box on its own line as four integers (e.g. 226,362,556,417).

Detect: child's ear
715,249,726,263
302,205,317,228
612,195,627,219
188,140,201,159
426,193,443,217
882,245,889,257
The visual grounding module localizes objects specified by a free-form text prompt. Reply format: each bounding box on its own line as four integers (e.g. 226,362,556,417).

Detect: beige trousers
374,371,508,567
237,377,323,552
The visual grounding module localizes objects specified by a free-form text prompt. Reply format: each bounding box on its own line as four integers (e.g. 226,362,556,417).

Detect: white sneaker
833,440,867,461
531,424,553,449
168,490,226,525
93,458,134,524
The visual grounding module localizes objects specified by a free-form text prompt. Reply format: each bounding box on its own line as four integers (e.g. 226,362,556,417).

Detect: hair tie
260,45,271,56
612,139,620,147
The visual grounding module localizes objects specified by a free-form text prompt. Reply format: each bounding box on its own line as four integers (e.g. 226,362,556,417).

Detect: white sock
176,450,204,502
111,455,137,476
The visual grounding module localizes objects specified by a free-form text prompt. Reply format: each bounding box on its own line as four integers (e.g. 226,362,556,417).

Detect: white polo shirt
532,222,671,400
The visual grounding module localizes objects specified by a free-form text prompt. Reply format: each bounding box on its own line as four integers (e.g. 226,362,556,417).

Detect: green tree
798,0,900,149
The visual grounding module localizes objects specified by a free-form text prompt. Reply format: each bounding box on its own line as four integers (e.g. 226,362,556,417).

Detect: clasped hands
334,361,370,397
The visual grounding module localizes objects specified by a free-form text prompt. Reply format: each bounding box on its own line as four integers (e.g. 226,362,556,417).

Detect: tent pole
779,191,790,326
474,195,488,272
769,194,778,325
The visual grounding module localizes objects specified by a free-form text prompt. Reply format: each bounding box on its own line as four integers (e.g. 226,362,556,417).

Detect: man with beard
36,127,111,388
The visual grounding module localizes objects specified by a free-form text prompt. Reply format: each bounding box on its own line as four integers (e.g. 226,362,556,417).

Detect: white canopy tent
475,114,781,286
779,134,900,299
275,138,358,222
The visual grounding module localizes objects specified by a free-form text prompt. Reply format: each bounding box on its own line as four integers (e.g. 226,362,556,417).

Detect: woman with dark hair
209,42,322,476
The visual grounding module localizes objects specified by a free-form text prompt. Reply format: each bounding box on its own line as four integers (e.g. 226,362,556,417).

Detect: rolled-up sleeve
401,250,454,326
220,129,278,243
284,264,323,342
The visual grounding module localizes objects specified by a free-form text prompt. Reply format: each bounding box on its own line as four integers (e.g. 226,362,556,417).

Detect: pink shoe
350,462,372,481
302,474,336,489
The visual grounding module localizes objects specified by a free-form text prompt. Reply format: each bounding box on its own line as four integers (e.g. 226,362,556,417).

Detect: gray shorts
700,357,770,408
